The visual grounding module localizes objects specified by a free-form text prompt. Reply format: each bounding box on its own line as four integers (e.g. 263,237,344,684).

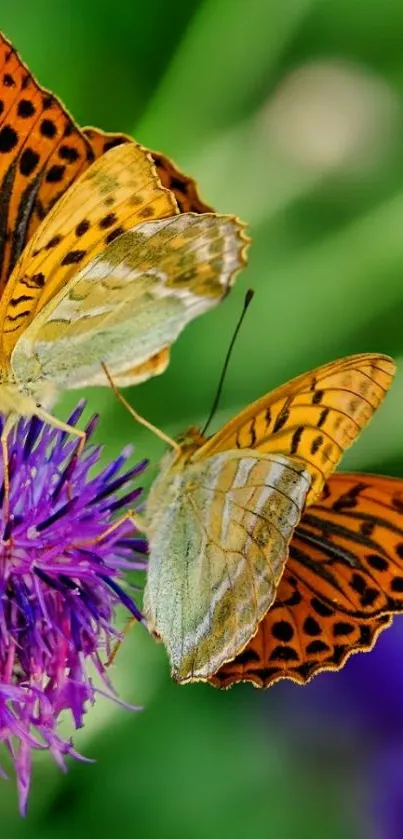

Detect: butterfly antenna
201,289,254,436
102,363,181,452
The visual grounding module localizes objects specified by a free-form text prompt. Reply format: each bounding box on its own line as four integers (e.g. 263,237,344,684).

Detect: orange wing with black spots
210,473,403,688
0,141,178,359
196,354,395,506
84,127,213,214
0,32,213,300
0,33,95,291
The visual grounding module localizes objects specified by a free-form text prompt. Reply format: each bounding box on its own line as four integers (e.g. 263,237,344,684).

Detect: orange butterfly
0,33,246,397
210,473,403,688
0,33,247,486
121,352,397,683
0,33,212,294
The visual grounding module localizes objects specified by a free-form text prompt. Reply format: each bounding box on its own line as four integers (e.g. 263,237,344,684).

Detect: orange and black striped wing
0,142,179,359
210,472,403,688
197,354,395,506
0,33,95,291
0,31,211,299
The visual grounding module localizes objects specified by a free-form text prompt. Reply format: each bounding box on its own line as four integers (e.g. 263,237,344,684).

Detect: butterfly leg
101,509,148,538
71,510,148,549
99,511,149,668
64,508,149,666
76,508,148,668
34,407,86,456
104,515,148,666
1,413,17,522
101,362,180,452
106,616,139,667
35,408,87,501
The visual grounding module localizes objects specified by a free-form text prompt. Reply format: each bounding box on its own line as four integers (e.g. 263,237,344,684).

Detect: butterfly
210,472,403,688
0,33,213,291
0,33,248,440
140,353,395,683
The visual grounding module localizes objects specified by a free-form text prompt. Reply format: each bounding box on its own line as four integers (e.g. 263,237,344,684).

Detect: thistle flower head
0,402,146,814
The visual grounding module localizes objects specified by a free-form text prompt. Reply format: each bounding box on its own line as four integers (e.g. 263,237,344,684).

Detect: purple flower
276,619,403,839
0,402,147,815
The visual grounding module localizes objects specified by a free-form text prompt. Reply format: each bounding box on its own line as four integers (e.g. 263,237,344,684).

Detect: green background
1,1,403,836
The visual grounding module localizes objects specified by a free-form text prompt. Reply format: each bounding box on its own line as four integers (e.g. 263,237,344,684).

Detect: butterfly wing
0,32,215,306
84,127,213,214
0,33,96,291
110,349,171,387
195,355,395,506
0,141,179,361
144,450,311,682
210,472,403,688
83,126,213,386
10,212,248,390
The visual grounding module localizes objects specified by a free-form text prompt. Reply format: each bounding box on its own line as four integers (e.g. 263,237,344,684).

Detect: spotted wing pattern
0,33,96,291
11,213,248,389
0,142,178,360
84,127,213,214
210,473,403,688
0,32,214,313
196,355,395,506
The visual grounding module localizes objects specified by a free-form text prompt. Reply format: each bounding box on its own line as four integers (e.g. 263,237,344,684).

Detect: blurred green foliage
1,0,403,835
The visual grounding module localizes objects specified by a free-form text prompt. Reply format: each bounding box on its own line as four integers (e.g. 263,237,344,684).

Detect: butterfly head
175,426,206,459
0,363,58,417
0,382,41,418
155,426,206,478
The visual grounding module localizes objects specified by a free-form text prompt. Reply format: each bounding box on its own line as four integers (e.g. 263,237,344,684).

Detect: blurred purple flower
368,740,403,839
277,619,403,839
0,403,147,815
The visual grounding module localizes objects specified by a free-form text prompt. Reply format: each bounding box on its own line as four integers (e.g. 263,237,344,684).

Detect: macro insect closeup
0,8,402,839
